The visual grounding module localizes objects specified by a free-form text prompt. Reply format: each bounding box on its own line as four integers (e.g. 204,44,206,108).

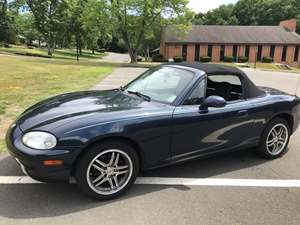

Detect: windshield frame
123,65,199,105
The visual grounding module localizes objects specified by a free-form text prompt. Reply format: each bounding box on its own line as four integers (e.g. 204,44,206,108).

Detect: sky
188,0,239,13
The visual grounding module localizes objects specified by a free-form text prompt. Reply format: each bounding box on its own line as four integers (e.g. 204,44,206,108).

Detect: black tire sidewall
75,141,140,200
257,118,291,159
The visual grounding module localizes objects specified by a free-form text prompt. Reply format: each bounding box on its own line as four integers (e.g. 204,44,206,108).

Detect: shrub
173,56,183,62
96,48,106,53
200,56,211,63
262,56,273,63
152,53,168,62
238,56,248,63
137,56,143,62
223,56,234,62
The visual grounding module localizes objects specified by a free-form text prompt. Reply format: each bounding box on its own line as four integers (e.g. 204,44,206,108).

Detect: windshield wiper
127,90,151,102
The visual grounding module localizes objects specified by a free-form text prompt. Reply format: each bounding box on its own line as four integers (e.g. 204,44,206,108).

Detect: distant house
160,19,300,67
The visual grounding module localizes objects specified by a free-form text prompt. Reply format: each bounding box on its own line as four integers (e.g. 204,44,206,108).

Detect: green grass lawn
0,45,106,60
249,63,300,73
217,62,300,73
0,54,114,153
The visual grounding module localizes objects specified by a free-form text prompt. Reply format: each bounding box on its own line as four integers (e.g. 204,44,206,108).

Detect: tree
193,4,238,25
15,13,40,45
193,0,300,33
26,0,70,55
0,0,17,44
110,0,190,63
234,0,300,32
81,0,112,54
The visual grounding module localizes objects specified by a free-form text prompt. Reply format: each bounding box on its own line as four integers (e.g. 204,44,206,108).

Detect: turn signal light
42,160,63,166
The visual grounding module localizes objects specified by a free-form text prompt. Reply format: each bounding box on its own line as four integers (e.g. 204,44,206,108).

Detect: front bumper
6,124,78,183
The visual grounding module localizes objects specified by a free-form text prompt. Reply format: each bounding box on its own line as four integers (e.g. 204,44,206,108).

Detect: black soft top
166,62,265,98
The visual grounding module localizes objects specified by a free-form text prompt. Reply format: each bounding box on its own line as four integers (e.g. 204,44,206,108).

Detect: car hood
17,90,167,132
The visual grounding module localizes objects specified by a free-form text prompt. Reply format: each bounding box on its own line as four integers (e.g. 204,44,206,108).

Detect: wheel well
70,136,143,176
271,113,294,131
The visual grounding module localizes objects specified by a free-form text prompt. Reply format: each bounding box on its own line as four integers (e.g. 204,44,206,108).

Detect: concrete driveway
0,67,300,225
98,52,130,63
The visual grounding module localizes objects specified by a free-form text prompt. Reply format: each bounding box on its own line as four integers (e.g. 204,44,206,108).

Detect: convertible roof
165,62,265,98
169,62,243,75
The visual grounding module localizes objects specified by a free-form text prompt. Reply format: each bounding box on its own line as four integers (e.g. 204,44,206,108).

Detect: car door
170,74,256,160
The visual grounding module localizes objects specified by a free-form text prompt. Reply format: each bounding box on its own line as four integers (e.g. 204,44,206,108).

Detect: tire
256,118,290,159
75,141,140,200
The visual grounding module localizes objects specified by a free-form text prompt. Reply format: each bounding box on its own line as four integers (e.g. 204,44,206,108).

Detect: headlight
22,131,57,150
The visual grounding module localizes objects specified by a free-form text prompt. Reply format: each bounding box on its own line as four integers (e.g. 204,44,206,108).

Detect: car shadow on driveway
0,149,271,219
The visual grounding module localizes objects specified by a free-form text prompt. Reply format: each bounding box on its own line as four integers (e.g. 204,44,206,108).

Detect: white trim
1,176,300,188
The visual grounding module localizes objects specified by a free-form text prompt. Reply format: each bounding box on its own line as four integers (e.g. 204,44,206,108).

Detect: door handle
237,110,248,117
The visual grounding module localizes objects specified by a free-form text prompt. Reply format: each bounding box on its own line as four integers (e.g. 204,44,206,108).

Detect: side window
183,79,206,105
206,74,243,102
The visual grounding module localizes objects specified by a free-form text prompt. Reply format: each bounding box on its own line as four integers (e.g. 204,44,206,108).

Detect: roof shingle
164,25,300,44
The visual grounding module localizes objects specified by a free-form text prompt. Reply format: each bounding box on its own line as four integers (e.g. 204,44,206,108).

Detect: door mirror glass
200,95,226,110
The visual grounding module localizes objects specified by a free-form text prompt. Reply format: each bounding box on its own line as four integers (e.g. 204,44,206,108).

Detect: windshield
124,66,195,104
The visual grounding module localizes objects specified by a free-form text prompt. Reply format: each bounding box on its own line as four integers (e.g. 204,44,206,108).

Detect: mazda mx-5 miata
6,62,300,200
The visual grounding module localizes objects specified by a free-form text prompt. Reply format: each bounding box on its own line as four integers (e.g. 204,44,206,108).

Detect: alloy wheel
266,123,288,156
86,149,133,195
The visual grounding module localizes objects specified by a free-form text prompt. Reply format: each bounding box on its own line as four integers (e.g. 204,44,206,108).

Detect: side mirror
199,95,226,111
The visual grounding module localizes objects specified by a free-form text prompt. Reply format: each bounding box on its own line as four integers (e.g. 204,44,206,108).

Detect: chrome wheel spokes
86,149,133,195
266,124,288,156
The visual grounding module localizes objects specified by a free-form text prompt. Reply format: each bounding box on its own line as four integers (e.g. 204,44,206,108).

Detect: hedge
173,56,184,62
262,56,273,63
152,54,168,62
238,56,248,63
200,56,211,63
223,56,234,62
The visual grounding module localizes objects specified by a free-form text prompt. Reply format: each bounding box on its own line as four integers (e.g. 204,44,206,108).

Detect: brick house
160,19,300,67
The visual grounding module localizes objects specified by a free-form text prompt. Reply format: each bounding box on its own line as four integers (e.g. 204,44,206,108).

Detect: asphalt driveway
0,67,300,225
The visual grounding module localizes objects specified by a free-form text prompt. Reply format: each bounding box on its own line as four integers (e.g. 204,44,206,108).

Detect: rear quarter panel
248,93,300,141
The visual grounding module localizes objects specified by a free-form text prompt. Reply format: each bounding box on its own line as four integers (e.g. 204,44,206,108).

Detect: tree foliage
193,4,238,25
25,0,70,55
0,0,17,44
110,0,190,63
193,0,300,33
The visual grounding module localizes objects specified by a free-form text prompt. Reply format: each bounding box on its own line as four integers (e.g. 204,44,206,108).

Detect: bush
137,56,143,62
96,48,106,53
238,56,248,63
262,56,273,63
200,56,211,63
223,56,234,62
152,53,168,62
173,56,183,62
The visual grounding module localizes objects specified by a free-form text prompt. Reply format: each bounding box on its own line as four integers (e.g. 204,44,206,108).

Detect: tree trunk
92,49,95,54
128,49,138,64
76,45,79,62
47,44,52,56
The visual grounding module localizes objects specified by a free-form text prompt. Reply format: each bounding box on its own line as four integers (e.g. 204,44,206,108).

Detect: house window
257,45,262,61
294,46,299,62
220,45,225,61
245,45,250,58
195,44,200,61
270,45,275,59
233,45,238,60
182,44,187,61
207,45,212,57
282,45,287,61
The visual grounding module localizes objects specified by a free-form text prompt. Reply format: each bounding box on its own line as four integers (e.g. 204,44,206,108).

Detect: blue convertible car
6,63,300,200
